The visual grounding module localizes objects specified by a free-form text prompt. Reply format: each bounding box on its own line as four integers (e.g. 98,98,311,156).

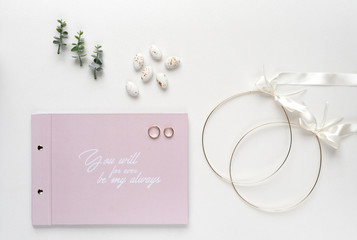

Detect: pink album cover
31,113,188,225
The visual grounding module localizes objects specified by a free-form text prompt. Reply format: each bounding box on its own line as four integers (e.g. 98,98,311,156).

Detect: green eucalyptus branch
71,31,86,66
53,19,68,54
89,45,103,80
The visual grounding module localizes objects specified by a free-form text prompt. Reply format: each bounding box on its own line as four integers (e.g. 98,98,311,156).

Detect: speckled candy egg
141,66,153,82
149,45,162,61
126,81,139,97
156,73,168,89
133,53,144,70
165,56,180,70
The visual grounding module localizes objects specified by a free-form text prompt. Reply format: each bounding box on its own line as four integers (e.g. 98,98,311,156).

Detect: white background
1,0,357,239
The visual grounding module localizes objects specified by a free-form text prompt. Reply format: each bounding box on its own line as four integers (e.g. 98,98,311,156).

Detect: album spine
31,114,52,226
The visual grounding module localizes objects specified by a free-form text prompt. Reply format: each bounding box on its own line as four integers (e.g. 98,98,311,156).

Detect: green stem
77,35,83,66
57,33,62,54
94,70,97,80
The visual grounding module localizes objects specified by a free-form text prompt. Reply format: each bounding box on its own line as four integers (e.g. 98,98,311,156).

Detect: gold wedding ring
164,127,174,138
148,126,160,139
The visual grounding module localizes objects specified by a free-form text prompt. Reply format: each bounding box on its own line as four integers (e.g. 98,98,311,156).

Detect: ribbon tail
321,117,344,130
317,132,341,149
328,123,357,138
278,88,307,97
275,96,307,113
272,72,357,86
318,123,357,149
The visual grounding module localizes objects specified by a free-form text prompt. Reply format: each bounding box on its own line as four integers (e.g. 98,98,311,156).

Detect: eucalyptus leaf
94,59,102,65
91,62,100,68
89,44,103,80
72,30,86,66
53,19,68,54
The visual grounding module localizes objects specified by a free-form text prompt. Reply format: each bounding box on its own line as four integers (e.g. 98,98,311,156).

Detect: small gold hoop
164,127,174,138
148,126,160,139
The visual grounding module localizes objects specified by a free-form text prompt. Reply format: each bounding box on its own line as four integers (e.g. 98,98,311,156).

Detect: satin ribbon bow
255,75,307,113
256,73,357,149
299,103,357,149
256,72,357,148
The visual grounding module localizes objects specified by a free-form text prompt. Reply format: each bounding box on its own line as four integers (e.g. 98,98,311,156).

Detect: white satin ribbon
255,75,307,113
272,72,357,86
255,72,357,149
299,103,357,149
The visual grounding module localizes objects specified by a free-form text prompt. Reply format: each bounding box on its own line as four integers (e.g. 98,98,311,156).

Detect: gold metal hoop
229,122,322,212
148,125,160,139
202,90,293,185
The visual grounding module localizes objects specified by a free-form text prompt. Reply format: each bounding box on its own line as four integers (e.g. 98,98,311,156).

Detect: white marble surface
1,0,357,239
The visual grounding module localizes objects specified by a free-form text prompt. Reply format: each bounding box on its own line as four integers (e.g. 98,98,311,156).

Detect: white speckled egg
165,56,180,70
133,53,144,70
141,66,153,82
126,81,139,97
156,73,168,89
149,45,162,61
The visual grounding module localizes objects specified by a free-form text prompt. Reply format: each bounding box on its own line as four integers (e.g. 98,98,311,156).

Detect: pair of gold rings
148,126,174,139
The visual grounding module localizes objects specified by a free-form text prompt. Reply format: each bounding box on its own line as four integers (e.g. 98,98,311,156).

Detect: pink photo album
31,113,188,225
